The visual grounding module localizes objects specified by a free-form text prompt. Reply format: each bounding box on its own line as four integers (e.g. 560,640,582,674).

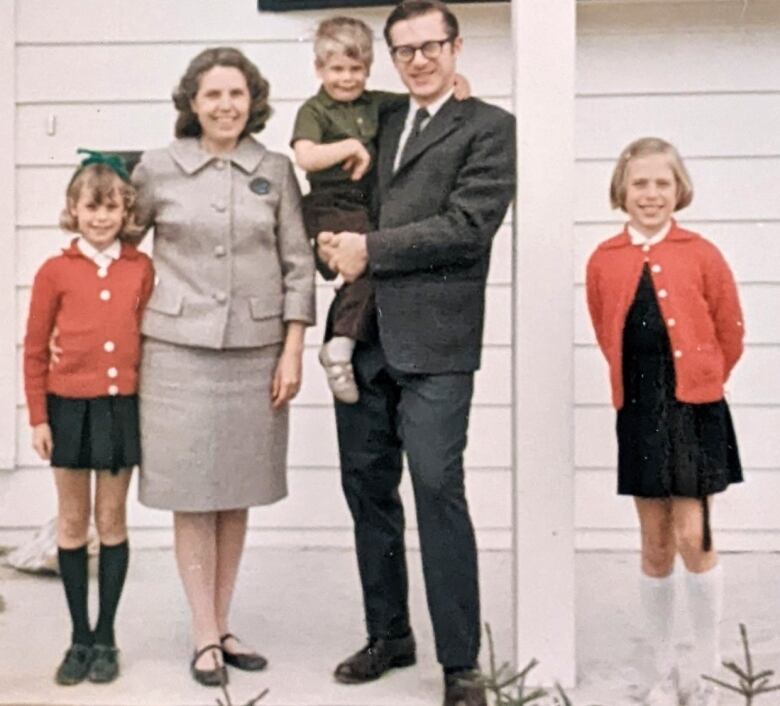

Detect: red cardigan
24,240,154,426
585,222,744,410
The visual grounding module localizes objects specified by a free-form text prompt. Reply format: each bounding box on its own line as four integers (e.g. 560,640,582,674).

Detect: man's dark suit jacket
366,96,517,374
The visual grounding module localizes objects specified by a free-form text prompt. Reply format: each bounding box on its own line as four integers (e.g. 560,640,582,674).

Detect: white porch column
0,0,16,470
511,0,577,686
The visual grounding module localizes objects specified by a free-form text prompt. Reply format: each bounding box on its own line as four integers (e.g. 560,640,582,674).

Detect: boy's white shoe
643,671,680,706
319,344,359,404
684,680,718,706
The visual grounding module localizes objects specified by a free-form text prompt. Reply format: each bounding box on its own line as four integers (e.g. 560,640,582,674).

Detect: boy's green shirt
291,86,405,187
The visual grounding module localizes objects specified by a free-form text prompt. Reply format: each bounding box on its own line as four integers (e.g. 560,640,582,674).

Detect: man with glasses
319,2,515,704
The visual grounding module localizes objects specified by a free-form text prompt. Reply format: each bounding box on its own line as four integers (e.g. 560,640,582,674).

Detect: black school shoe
55,643,93,685
88,644,120,683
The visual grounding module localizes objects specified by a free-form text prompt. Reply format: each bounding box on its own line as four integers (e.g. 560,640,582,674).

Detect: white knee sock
639,571,676,682
685,563,723,676
324,336,356,363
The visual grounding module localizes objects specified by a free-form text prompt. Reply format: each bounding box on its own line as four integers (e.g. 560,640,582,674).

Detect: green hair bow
76,148,131,182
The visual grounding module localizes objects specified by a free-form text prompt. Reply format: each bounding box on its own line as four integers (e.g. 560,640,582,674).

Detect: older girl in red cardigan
586,138,744,706
24,151,154,686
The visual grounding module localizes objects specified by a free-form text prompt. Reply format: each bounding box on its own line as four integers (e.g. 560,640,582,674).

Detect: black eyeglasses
390,38,453,63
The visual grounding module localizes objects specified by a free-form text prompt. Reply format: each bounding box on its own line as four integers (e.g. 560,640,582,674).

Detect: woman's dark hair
383,0,459,46
172,47,272,139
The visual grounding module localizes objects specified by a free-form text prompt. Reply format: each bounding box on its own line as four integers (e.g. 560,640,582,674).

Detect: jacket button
657,288,668,298
651,264,662,273
642,244,651,253
667,318,676,327
213,291,227,304
104,341,115,352
107,367,118,378
108,385,119,396
214,159,226,170
214,245,226,257
213,201,227,212
674,350,683,359
99,289,111,301
97,267,108,278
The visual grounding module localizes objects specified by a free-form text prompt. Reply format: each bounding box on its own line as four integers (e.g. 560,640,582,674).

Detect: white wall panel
576,94,780,159
15,343,511,408
575,468,780,531
574,284,780,345
574,222,780,285
575,345,780,406
575,406,780,470
577,31,780,95
16,405,511,470
575,158,780,223
0,465,512,532
16,38,511,106
17,2,511,43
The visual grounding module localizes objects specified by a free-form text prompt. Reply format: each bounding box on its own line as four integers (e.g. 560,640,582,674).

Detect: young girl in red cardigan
24,151,154,686
586,138,744,706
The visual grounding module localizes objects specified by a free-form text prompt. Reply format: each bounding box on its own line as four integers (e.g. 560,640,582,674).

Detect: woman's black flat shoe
220,633,268,671
190,644,228,687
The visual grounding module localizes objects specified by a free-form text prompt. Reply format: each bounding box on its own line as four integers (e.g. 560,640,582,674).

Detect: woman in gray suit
132,47,315,686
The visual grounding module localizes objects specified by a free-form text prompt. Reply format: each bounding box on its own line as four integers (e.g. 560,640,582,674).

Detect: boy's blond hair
610,137,694,212
314,16,374,69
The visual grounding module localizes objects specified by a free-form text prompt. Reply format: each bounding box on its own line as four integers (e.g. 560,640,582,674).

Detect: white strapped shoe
319,344,359,404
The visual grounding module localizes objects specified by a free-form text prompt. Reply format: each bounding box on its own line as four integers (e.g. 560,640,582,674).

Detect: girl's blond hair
610,137,694,212
60,163,143,241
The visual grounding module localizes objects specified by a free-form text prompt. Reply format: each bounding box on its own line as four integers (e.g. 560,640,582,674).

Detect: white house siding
574,1,780,551
4,0,779,552
4,0,513,549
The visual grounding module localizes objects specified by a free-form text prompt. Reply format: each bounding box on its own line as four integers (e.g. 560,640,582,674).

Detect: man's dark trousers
336,341,480,669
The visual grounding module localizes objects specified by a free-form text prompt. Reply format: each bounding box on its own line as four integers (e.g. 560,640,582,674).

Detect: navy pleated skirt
47,393,141,473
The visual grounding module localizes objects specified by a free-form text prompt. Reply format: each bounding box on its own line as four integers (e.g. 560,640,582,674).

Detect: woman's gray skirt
138,338,288,512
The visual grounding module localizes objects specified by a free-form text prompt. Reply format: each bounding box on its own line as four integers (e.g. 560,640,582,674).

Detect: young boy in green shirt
292,16,403,404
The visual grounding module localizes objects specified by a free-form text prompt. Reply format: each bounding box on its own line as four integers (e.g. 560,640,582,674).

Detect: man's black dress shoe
190,644,228,687
220,632,268,671
443,669,487,706
333,633,416,683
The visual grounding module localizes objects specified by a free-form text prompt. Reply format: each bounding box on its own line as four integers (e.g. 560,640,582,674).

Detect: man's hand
325,231,368,283
32,423,53,460
317,231,339,273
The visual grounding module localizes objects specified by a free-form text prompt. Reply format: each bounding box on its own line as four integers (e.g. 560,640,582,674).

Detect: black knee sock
93,540,129,647
57,545,92,646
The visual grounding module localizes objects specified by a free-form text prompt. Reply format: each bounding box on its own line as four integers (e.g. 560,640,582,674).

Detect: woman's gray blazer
132,136,315,348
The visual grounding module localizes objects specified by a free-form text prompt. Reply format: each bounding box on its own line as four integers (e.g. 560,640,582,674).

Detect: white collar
409,88,454,123
628,220,672,247
77,237,121,264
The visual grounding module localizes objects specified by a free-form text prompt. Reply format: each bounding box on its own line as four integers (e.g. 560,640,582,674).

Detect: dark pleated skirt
47,393,140,473
616,266,742,499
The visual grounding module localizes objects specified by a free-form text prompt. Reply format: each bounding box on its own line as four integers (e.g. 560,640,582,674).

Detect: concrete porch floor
0,547,779,706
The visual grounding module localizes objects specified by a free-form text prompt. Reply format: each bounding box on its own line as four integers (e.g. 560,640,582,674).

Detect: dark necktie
398,107,430,167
